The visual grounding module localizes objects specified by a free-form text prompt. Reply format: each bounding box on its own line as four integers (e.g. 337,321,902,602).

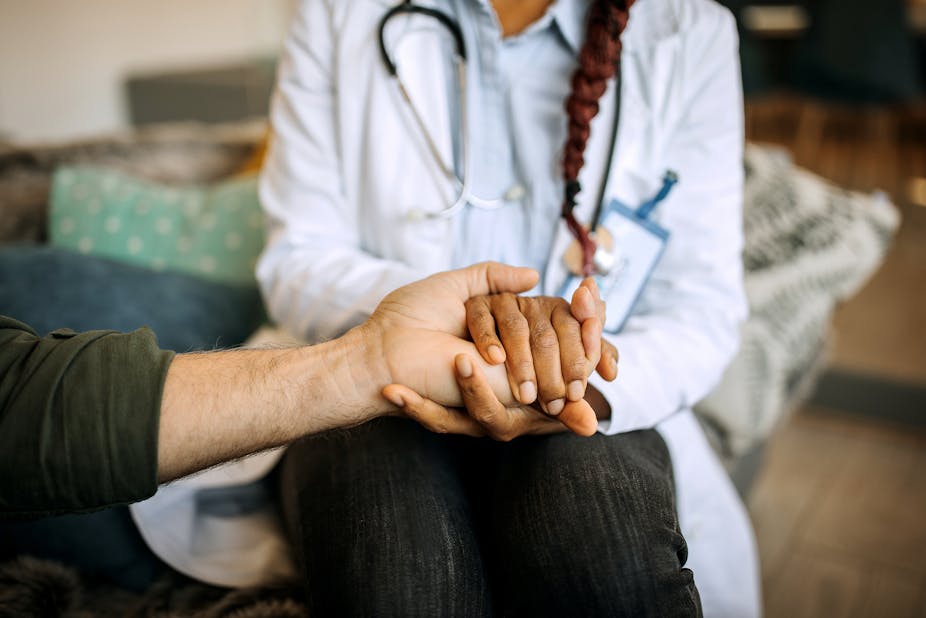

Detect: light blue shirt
447,0,592,276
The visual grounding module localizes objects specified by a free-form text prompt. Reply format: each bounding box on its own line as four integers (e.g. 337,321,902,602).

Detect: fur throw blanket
0,556,306,618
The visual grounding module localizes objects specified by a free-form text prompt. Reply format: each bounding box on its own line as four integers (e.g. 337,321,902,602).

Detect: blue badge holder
558,171,677,334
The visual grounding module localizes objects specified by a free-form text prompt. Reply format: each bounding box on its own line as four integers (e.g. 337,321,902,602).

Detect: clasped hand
369,264,617,441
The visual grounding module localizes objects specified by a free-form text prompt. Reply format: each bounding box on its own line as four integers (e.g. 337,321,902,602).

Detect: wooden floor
749,408,926,618
744,96,926,617
745,96,926,383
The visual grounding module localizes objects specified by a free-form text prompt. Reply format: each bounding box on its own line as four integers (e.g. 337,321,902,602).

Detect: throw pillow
0,246,264,352
0,119,265,244
48,167,264,286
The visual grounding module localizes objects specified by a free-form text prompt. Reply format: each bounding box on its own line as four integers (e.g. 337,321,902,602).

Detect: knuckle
478,332,499,347
497,292,518,304
431,422,449,435
551,305,572,327
518,297,543,320
491,428,516,442
478,412,498,428
566,358,588,378
529,324,558,351
495,293,518,312
461,382,479,399
464,297,485,317
513,359,534,376
500,312,528,334
402,407,421,421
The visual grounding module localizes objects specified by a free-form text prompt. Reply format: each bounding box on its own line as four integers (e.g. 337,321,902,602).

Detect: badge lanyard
560,171,679,333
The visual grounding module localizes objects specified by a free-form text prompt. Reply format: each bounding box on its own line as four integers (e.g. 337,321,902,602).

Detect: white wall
0,0,295,143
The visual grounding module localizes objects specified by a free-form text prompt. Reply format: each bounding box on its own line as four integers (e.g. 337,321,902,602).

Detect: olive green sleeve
0,316,175,519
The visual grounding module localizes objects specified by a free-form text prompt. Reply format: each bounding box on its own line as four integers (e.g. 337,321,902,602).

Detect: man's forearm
2,264,542,516
157,325,516,483
157,328,382,482
157,261,536,483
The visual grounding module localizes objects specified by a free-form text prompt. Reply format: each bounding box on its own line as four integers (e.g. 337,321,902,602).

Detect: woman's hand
464,278,618,416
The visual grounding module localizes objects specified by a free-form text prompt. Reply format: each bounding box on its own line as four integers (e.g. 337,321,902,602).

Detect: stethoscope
379,1,522,221
378,0,624,274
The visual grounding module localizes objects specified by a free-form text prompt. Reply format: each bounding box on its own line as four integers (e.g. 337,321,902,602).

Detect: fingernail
384,391,404,407
488,345,505,363
519,381,537,403
567,380,584,401
456,355,473,378
547,398,565,416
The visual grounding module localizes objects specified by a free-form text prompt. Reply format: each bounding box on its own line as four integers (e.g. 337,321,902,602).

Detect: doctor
253,0,759,615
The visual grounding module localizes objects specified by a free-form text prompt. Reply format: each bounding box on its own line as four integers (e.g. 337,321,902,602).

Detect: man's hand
351,262,542,434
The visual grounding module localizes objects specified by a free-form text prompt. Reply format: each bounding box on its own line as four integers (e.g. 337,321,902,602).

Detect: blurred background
719,2,926,616
0,1,924,616
0,0,295,142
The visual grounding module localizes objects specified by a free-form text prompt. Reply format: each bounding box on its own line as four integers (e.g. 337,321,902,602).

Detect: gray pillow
0,245,264,352
695,144,900,459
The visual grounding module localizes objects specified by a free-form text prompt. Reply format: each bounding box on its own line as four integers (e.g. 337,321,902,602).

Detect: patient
0,262,610,592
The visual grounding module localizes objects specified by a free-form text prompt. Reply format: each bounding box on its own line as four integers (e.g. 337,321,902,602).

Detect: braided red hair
561,0,634,276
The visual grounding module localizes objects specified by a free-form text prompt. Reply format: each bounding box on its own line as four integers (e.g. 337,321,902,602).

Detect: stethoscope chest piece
563,227,617,276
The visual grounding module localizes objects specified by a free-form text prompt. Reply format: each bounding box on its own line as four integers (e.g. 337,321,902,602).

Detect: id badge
559,201,669,333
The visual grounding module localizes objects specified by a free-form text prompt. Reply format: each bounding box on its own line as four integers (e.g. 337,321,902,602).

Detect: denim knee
489,430,701,616
280,418,491,617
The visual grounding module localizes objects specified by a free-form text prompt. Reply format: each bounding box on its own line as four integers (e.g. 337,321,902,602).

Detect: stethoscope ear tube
378,0,622,246
381,3,512,222
378,2,468,76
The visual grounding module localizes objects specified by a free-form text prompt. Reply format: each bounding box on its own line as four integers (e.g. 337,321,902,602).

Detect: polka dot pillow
49,167,264,286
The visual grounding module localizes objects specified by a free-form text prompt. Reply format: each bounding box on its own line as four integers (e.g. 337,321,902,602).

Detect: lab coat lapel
387,10,456,183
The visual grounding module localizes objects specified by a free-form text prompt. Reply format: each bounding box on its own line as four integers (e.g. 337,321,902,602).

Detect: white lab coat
132,1,761,615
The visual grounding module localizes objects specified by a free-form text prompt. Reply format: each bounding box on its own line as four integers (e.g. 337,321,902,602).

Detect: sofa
0,120,899,615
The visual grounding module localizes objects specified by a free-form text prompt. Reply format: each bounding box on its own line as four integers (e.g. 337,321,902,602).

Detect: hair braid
561,0,634,276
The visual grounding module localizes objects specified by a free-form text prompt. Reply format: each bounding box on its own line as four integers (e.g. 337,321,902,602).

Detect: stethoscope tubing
379,1,520,220
378,1,467,77
378,0,623,262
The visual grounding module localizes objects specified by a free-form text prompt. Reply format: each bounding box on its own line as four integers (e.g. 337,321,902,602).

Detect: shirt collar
547,0,588,54
465,0,588,54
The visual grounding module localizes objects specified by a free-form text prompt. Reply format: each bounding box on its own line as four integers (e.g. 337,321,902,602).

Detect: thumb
463,261,539,298
570,283,598,322
557,400,599,437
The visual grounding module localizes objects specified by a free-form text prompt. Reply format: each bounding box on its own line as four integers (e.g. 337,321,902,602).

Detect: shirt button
504,184,526,202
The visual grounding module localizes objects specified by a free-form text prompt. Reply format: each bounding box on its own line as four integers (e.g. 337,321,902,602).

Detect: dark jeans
279,417,701,617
